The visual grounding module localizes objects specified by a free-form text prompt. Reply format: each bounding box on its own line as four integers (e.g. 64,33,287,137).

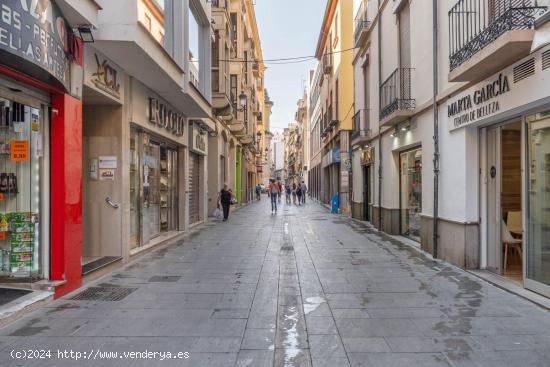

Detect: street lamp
256,131,262,150
237,91,247,112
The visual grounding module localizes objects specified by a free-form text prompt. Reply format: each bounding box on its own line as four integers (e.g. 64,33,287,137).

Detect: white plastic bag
213,207,223,220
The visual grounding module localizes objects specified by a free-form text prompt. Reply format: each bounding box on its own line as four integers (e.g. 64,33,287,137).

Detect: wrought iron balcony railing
211,0,228,8
380,68,415,120
354,1,370,45
352,109,371,140
449,0,547,71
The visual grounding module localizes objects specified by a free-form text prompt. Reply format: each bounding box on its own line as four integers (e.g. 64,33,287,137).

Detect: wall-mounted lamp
77,26,95,43
236,91,247,112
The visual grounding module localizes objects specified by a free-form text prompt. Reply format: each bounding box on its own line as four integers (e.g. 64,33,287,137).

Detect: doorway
400,147,422,242
485,121,523,282
362,165,370,221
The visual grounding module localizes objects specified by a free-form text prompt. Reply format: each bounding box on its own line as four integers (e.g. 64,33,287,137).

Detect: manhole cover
281,246,294,251
148,276,181,282
70,287,137,301
349,250,360,254
351,259,367,265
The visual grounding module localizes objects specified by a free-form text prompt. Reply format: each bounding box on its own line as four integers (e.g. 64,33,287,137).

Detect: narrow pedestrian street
0,200,549,367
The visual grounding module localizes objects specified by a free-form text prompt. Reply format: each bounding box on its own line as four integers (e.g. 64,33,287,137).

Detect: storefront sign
332,148,342,163
0,0,71,90
361,147,375,165
189,123,208,155
447,73,511,131
85,49,123,101
99,169,115,181
98,156,117,169
10,140,29,162
148,98,185,136
341,170,349,190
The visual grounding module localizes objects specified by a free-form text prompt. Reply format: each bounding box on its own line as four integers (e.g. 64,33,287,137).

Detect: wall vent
513,58,535,83
542,50,550,71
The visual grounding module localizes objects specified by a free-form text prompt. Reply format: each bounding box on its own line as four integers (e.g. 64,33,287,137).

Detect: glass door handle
105,197,120,209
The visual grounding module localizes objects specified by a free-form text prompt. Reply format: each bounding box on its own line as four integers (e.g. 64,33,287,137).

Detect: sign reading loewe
447,73,511,130
148,98,185,136
0,0,71,89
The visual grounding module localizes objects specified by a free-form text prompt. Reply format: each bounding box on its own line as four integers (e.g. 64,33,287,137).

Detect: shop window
400,148,422,242
0,100,44,279
527,110,550,288
129,128,179,249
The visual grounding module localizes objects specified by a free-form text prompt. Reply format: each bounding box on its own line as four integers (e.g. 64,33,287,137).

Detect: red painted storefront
0,50,84,299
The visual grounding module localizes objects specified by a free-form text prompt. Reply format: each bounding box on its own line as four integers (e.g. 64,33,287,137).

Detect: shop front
352,146,375,222
0,0,83,297
0,84,47,282
445,45,550,297
128,80,186,251
82,46,125,274
188,121,208,225
399,147,422,242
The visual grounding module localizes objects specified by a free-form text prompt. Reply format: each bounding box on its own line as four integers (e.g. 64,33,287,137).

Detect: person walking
277,181,283,204
285,183,292,204
292,183,297,205
296,183,302,206
300,181,307,204
255,183,262,201
268,179,280,213
217,184,233,221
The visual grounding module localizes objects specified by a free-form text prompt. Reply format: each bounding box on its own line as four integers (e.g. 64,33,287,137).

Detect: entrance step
0,287,53,327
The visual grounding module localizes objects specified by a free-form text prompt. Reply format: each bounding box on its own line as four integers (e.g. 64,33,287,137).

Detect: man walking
277,181,283,204
255,183,262,201
217,184,233,221
300,181,307,204
268,179,280,213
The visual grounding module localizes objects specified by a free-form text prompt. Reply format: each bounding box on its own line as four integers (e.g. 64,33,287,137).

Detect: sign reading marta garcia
447,73,511,131
0,0,71,90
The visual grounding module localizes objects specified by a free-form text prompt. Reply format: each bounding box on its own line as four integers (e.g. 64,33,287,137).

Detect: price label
10,140,29,162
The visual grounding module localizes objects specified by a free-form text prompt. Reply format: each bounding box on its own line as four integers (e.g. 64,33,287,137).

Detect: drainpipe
432,0,440,258
377,0,383,231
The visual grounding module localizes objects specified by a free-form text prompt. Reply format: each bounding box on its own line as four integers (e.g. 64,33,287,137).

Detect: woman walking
292,183,297,205
217,184,233,221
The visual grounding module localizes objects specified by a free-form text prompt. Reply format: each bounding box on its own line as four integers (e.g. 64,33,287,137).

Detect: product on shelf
7,212,36,277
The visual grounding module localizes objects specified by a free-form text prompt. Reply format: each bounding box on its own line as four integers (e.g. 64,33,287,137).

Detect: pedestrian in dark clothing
217,184,232,221
296,184,302,206
286,184,292,204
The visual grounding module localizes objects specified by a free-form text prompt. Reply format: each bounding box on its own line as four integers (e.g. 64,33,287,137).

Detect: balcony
211,0,228,8
322,54,333,75
448,0,547,82
252,62,260,77
379,68,415,127
354,1,371,46
351,109,371,144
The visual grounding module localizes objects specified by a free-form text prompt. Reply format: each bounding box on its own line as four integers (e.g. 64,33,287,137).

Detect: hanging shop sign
189,123,208,155
0,0,72,90
85,48,123,101
361,147,375,165
447,73,511,131
148,98,185,136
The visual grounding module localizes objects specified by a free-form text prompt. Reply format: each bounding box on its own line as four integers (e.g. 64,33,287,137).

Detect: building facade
0,0,269,300
315,0,354,212
344,0,550,297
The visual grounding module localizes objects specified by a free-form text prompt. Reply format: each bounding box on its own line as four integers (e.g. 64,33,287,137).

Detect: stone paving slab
1,201,550,366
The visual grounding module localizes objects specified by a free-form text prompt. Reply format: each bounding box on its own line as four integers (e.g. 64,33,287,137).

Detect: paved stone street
1,200,550,366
